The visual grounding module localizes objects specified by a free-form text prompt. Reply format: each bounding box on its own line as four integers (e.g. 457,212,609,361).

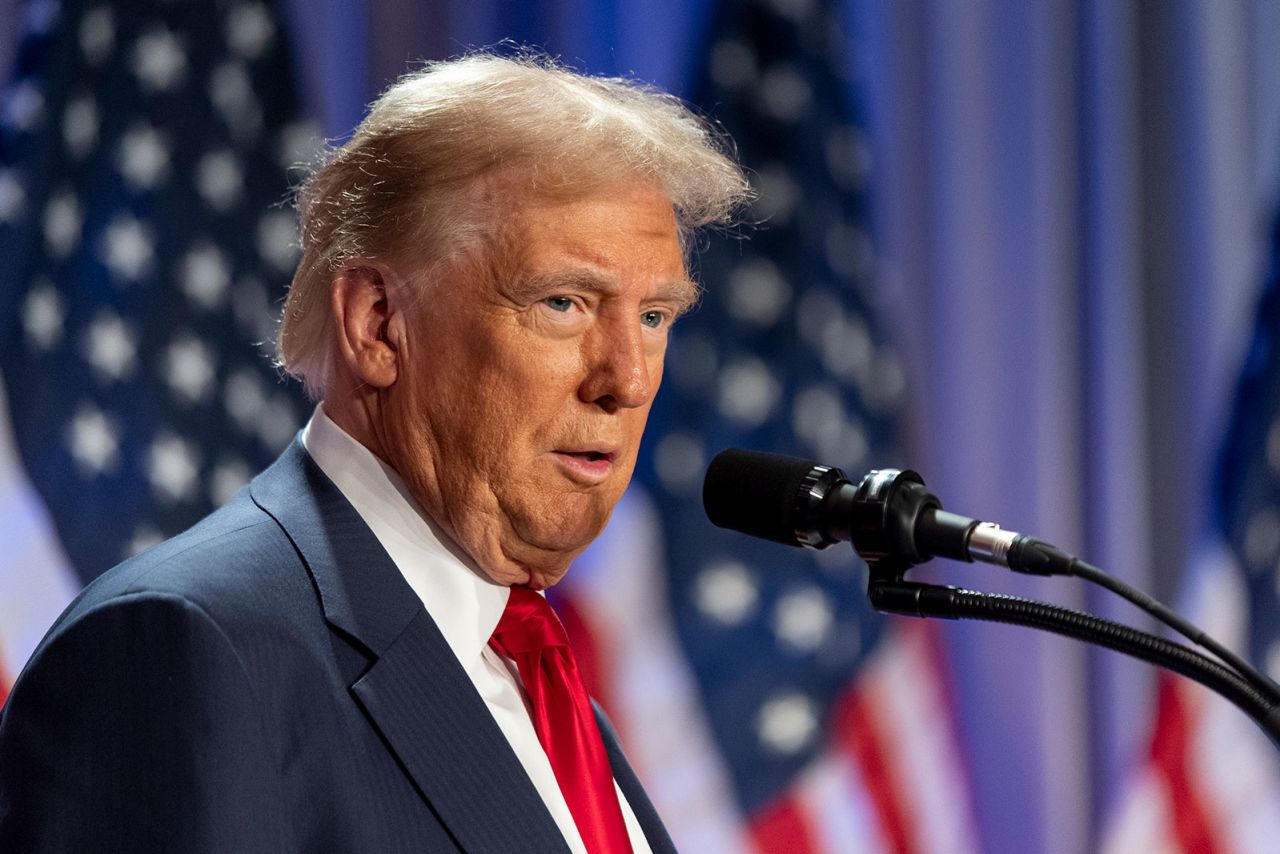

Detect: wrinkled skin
326,180,694,589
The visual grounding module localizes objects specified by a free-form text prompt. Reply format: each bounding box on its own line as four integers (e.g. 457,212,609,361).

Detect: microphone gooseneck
702,446,1280,714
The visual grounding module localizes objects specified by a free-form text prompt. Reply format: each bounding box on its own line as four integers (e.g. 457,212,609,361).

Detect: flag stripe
554,590,614,715
1150,675,1222,854
564,488,754,852
750,794,817,853
795,755,892,852
873,625,979,854
834,684,913,853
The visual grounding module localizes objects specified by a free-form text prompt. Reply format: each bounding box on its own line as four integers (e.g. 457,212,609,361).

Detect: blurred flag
555,1,980,850
0,0,312,698
1104,194,1280,851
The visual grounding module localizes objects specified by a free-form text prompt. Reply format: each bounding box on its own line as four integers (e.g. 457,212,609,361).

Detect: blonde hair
277,51,751,399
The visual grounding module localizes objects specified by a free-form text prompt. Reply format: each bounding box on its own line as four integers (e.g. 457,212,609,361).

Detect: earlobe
331,262,400,389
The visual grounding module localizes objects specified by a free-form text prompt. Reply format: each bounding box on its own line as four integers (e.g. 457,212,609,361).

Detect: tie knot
490,586,569,657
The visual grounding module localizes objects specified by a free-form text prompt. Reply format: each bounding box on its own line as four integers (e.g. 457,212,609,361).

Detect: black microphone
702,448,1073,575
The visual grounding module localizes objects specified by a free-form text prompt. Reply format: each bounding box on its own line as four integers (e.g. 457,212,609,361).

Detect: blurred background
3,0,1280,851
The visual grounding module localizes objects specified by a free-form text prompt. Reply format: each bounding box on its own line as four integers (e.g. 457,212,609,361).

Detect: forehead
488,180,694,298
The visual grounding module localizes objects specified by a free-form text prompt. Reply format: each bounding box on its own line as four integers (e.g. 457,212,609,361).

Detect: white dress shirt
301,406,651,854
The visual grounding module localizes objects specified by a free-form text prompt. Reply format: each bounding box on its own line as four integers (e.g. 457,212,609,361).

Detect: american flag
554,1,980,850
1104,174,1280,850
0,0,313,700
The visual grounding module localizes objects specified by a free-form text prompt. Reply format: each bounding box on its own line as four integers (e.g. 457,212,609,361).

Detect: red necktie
489,586,634,854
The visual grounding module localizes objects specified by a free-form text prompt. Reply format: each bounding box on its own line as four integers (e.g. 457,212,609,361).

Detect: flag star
1266,418,1280,476
796,287,843,352
63,94,99,158
767,0,817,20
126,524,164,557
825,125,873,192
209,61,262,141
226,3,276,59
22,0,61,35
117,123,171,191
750,164,803,226
83,310,139,381
773,587,834,652
22,280,65,350
195,149,244,211
758,64,812,123
825,220,873,281
716,357,782,426
43,191,83,259
79,6,116,66
210,457,252,506
654,431,705,495
667,330,719,393
276,120,323,171
1245,508,1280,572
756,692,819,755
67,404,121,475
181,243,232,309
147,433,201,503
727,258,792,327
163,334,218,404
1267,640,1280,685
695,560,759,626
257,393,300,450
793,383,850,461
862,349,904,412
710,39,757,91
132,27,188,93
0,169,25,223
3,80,45,132
257,209,298,274
99,212,156,281
788,384,870,471
232,275,276,341
820,313,871,383
225,368,267,433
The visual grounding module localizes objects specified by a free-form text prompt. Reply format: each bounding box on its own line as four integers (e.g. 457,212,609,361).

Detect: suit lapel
250,441,568,853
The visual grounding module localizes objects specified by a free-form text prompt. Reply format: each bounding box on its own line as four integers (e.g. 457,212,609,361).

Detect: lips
551,447,618,484
559,450,615,463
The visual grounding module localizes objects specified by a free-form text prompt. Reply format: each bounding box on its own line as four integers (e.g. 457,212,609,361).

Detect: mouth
550,448,618,484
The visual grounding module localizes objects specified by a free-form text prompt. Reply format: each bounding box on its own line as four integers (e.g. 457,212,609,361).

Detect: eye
544,296,574,312
640,309,668,329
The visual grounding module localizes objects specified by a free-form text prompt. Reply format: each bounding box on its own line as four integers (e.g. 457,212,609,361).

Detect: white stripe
794,755,890,853
1098,769,1180,854
0,368,81,681
1103,544,1280,854
568,486,756,854
862,625,980,854
1184,548,1280,854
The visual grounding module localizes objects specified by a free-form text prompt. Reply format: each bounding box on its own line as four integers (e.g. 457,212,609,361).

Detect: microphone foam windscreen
702,448,819,547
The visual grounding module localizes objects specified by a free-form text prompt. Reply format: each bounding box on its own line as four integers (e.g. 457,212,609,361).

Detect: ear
331,261,402,388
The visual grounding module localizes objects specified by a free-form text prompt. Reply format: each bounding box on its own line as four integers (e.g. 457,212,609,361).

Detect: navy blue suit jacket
0,441,674,852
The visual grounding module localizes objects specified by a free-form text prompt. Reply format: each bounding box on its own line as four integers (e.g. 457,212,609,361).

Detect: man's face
381,180,692,589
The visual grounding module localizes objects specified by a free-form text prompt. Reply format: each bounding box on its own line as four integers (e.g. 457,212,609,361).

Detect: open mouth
552,449,618,482
559,450,614,463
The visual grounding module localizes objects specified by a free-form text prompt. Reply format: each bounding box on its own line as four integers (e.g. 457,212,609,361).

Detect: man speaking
0,54,749,852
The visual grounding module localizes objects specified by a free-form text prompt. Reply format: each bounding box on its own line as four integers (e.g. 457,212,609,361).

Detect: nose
579,321,653,413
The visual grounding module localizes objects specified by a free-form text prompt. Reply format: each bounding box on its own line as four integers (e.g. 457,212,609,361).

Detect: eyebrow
514,270,701,314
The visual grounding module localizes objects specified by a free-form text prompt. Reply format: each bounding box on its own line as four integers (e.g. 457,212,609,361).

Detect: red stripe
749,792,817,853
548,591,614,714
1149,674,1222,854
832,680,914,854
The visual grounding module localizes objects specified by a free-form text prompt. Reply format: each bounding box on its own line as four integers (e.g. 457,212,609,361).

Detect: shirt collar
300,404,509,671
